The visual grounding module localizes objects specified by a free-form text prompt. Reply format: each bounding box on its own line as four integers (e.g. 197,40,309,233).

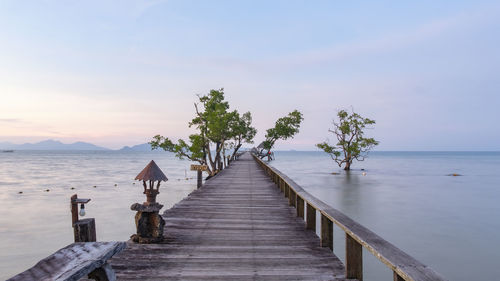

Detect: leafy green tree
190,89,233,172
228,111,257,161
316,109,379,170
259,110,304,159
150,133,211,171
151,89,256,176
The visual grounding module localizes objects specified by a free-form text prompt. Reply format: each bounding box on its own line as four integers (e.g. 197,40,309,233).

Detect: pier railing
252,154,447,281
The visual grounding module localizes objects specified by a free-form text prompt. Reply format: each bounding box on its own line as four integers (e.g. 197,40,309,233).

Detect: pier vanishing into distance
9,152,447,281
109,152,446,281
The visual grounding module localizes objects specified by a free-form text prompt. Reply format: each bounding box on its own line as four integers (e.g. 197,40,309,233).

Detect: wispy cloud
0,118,22,123
270,3,500,68
152,2,500,73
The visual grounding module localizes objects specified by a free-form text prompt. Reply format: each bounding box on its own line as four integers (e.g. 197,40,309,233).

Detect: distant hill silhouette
119,143,156,151
0,140,173,151
0,139,110,151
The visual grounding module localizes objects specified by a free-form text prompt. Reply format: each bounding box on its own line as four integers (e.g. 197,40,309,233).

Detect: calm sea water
0,151,499,280
270,151,500,281
0,150,198,280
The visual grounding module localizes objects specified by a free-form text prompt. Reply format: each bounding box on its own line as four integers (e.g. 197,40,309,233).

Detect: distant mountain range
119,143,155,151
0,139,157,151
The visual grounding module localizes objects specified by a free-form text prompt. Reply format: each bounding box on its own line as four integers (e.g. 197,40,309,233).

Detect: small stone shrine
130,160,168,243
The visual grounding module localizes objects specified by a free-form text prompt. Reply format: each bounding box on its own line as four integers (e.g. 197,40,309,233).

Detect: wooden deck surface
110,153,349,280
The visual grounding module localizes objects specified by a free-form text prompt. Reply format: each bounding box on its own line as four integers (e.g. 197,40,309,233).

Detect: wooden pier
110,152,346,280
9,152,447,281
109,152,446,281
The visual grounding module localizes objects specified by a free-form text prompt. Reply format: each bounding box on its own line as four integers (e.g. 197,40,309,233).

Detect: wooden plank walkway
110,152,349,280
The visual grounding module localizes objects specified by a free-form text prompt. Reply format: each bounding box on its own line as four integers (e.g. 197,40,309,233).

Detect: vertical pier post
321,214,333,250
70,194,78,226
197,170,202,189
191,164,207,189
306,203,316,231
70,194,95,242
296,196,304,218
346,234,363,281
74,219,96,242
289,189,296,207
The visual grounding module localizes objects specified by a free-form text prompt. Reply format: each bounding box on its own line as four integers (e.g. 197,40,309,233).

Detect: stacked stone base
130,203,165,244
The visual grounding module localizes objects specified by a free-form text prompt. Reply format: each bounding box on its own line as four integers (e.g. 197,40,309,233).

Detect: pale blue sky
1,0,499,150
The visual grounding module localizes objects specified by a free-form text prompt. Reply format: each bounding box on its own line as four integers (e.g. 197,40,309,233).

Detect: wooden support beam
88,262,116,281
306,203,316,231
296,196,304,218
70,194,78,226
197,170,202,189
321,214,333,250
346,234,363,281
289,189,296,207
74,218,96,242
393,272,405,281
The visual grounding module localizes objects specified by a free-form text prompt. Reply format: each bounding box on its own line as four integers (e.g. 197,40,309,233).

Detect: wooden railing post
285,183,290,198
346,234,363,281
296,196,304,218
306,203,316,231
393,272,404,281
280,180,285,193
289,189,296,207
320,214,333,250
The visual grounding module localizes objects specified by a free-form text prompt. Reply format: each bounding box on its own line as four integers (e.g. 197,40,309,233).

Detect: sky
1,0,499,150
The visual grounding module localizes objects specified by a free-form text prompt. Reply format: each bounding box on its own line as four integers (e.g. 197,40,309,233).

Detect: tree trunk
222,146,226,169
215,142,221,172
230,144,242,162
206,144,216,176
344,161,351,170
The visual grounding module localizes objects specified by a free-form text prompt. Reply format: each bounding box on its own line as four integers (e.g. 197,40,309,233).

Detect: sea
0,150,499,280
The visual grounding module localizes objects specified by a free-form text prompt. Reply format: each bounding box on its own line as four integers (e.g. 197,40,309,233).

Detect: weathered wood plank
8,242,125,281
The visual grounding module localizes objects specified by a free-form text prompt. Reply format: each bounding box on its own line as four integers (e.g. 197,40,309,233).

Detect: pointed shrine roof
135,160,168,182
